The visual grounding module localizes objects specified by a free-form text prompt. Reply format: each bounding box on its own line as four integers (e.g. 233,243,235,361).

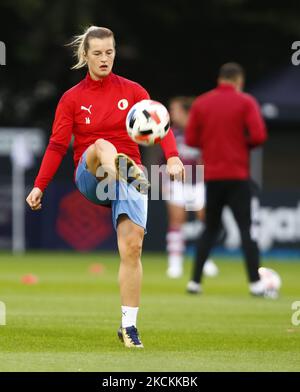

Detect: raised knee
94,138,107,151
94,138,117,155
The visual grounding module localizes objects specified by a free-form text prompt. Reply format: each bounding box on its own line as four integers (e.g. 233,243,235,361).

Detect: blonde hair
69,26,115,69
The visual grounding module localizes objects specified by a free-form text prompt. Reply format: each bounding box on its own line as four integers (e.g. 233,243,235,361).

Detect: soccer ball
126,99,170,146
203,260,219,277
258,267,282,297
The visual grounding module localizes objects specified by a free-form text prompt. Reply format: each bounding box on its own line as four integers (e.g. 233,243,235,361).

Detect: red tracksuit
34,72,178,191
186,83,268,285
185,83,267,180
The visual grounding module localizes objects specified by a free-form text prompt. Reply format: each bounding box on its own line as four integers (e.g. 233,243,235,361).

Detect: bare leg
167,202,187,228
117,215,144,306
85,138,144,303
85,138,118,179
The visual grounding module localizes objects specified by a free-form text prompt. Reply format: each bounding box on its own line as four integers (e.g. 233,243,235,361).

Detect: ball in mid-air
126,99,170,146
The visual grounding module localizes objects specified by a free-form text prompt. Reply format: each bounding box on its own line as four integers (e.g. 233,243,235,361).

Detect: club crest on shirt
118,99,129,110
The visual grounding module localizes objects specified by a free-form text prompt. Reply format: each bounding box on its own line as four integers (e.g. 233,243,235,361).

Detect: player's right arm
26,92,74,210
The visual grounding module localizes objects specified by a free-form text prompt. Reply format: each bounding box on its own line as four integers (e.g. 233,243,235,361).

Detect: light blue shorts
75,149,148,232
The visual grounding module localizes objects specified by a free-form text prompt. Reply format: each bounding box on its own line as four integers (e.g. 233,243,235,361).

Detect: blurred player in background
26,26,184,348
185,62,270,297
164,96,218,279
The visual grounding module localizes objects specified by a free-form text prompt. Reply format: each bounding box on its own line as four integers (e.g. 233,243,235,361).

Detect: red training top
34,72,178,191
185,83,267,181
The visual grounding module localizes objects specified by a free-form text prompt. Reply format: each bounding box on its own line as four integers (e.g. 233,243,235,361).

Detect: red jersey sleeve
160,128,179,160
34,92,74,192
244,95,268,148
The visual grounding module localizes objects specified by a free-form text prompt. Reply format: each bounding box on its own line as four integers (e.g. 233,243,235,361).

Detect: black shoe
186,280,202,294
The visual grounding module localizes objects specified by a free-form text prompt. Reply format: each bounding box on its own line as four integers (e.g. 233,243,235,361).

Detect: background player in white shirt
164,96,218,279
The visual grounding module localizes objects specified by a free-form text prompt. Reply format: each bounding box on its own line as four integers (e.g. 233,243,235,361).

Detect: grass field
0,252,299,372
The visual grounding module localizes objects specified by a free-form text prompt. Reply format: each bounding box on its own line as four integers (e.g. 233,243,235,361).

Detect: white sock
169,255,183,270
121,306,139,328
166,228,185,270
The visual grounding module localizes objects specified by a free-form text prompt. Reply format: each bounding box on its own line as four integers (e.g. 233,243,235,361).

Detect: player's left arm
160,130,184,182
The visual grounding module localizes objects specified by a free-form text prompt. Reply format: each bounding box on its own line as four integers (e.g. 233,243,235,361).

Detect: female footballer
26,26,184,348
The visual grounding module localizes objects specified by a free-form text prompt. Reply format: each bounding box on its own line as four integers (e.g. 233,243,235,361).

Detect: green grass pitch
0,252,299,372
